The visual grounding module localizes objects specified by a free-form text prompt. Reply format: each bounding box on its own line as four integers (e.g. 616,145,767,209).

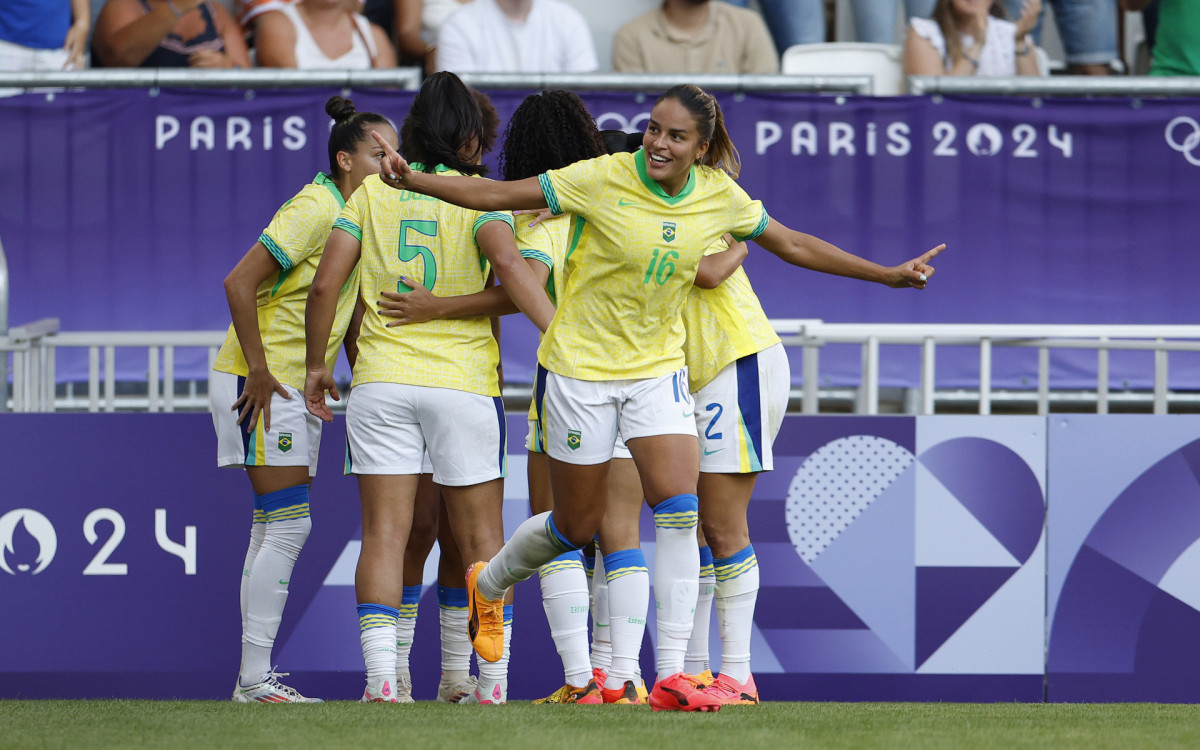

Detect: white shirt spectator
271,2,378,68
909,15,1018,76
436,0,597,73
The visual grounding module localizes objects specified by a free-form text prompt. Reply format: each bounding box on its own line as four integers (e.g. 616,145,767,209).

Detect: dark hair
474,89,500,157
600,129,643,155
932,0,1008,69
655,84,741,178
399,71,489,176
498,90,606,181
325,95,391,179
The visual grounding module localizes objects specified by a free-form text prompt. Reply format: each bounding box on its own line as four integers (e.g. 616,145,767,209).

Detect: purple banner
2,90,1199,389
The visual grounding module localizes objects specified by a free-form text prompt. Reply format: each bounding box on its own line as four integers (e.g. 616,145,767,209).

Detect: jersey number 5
398,219,438,292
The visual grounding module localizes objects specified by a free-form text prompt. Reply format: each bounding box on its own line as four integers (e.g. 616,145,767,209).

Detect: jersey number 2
398,219,438,292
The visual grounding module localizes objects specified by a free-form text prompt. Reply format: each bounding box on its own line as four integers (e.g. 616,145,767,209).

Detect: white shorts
345,382,506,486
525,419,632,459
693,343,790,474
535,366,696,465
210,370,321,474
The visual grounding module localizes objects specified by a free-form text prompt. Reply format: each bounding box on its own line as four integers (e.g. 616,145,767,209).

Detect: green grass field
5,701,1200,749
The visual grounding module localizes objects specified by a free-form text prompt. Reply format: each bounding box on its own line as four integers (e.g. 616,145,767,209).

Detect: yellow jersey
537,150,768,381
516,211,576,419
213,173,358,390
681,242,781,392
336,168,513,397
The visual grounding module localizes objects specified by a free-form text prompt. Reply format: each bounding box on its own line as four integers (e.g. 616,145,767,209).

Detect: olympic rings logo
1165,116,1200,167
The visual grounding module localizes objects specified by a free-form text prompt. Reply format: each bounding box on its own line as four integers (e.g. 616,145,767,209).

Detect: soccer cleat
465,561,505,663
600,679,646,705
635,679,649,702
233,670,322,703
533,680,603,705
592,667,608,689
647,672,723,712
437,674,479,704
462,679,507,705
395,670,415,704
694,669,715,688
361,677,400,703
704,673,760,705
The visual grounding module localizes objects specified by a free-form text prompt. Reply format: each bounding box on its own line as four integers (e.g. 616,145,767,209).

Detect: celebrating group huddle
211,71,943,710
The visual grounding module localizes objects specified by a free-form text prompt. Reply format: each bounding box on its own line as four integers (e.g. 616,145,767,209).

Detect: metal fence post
0,234,8,413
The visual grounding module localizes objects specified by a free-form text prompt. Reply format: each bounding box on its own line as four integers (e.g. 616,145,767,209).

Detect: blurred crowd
0,0,1194,78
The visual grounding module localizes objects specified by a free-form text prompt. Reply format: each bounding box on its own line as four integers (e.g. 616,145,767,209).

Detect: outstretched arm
755,219,944,289
371,131,548,212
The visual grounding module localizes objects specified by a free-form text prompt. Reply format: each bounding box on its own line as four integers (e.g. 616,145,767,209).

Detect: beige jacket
612,2,779,74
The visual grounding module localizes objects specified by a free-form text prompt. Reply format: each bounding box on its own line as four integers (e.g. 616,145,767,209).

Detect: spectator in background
1124,0,1198,76
93,0,251,67
436,0,596,74
0,0,90,71
613,0,778,74
255,0,396,68
1000,0,1117,74
357,0,467,72
721,0,937,51
904,0,1041,76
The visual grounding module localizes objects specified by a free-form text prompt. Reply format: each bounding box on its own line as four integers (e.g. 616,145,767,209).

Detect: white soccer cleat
361,677,400,703
436,674,479,703
233,670,322,703
461,678,507,705
395,670,415,704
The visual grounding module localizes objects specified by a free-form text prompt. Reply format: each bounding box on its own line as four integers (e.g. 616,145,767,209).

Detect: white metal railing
4,321,1200,415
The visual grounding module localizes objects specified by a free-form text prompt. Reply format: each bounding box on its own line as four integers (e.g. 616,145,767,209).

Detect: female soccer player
372,83,943,712
211,95,394,703
304,71,553,704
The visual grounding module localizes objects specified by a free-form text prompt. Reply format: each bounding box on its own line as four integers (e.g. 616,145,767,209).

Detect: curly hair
399,71,489,176
498,90,606,182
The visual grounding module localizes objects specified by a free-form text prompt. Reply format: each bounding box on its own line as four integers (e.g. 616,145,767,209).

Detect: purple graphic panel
2,91,1199,390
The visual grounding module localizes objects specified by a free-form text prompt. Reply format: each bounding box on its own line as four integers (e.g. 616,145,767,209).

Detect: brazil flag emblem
279,432,293,453
662,222,676,243
567,429,581,451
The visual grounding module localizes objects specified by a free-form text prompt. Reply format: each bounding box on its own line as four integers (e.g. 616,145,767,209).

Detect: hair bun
325,95,357,121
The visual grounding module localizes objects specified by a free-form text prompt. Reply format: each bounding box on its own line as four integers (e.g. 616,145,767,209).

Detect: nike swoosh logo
703,448,723,456
278,579,290,585
618,199,639,207
682,410,694,419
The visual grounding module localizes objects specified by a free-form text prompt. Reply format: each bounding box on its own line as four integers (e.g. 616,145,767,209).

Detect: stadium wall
4,412,1200,702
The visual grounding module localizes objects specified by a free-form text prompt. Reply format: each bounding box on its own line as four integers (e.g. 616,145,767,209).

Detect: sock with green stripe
538,551,592,687
359,602,399,685
438,585,473,685
603,548,648,688
651,494,700,679
714,544,758,684
395,585,421,681
240,484,310,687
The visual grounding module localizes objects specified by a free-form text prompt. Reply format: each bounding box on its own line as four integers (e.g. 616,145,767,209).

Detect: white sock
438,586,473,677
651,495,699,679
358,604,399,684
476,608,513,701
714,545,759,684
239,520,265,632
603,549,648,688
240,512,310,685
590,550,612,672
539,553,592,687
478,511,577,600
395,585,421,678
685,545,716,675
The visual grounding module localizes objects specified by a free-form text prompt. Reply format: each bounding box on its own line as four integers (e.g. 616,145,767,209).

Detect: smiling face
642,97,710,197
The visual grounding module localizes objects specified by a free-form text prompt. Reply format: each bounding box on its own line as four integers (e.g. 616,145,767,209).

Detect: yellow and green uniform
681,244,781,393
335,167,513,397
213,172,357,389
517,211,574,429
537,150,769,382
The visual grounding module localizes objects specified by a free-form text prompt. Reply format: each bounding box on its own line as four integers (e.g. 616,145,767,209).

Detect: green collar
314,172,345,208
411,163,454,174
634,149,696,204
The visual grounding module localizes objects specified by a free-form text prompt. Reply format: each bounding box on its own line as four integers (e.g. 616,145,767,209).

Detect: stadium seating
781,42,905,95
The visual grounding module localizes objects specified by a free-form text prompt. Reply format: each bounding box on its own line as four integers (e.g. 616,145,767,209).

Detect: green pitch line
4,701,1200,750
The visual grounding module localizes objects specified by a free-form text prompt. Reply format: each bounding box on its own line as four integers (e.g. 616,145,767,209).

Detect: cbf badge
662,222,676,243
567,429,581,451
279,432,293,453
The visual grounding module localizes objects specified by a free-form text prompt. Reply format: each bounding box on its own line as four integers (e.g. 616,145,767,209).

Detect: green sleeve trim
258,232,293,270
733,208,770,243
473,211,515,236
519,248,554,270
332,217,362,241
538,173,563,215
